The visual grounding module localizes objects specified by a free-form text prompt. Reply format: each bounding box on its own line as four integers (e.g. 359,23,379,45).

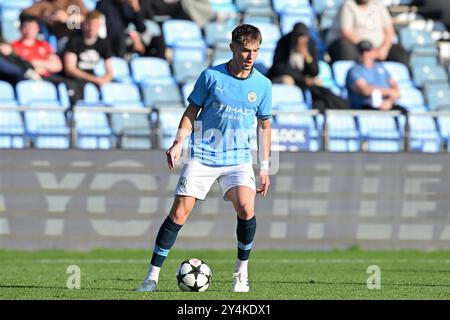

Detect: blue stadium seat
212,43,233,63
204,22,235,47
173,60,208,84
130,57,174,85
332,60,355,89
57,83,71,108
319,7,338,30
407,115,441,153
409,54,438,67
412,64,448,88
111,112,152,149
273,0,311,14
144,19,162,37
425,84,450,111
252,22,281,49
94,57,133,83
16,80,63,107
400,28,436,52
80,83,101,104
424,82,450,93
0,2,26,42
318,60,340,94
0,0,33,9
74,108,113,149
410,45,439,57
254,47,274,75
0,109,25,148
0,80,17,107
280,11,315,34
172,39,207,63
141,83,184,109
235,0,272,11
24,110,70,149
181,82,195,107
382,61,414,88
101,82,144,108
159,111,185,149
312,0,343,15
272,84,309,111
326,114,360,152
357,114,402,152
242,6,277,24
210,0,238,12
83,0,98,11
396,87,427,112
436,116,450,151
162,19,204,48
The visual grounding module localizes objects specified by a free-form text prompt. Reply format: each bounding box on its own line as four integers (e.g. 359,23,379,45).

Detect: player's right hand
166,141,182,170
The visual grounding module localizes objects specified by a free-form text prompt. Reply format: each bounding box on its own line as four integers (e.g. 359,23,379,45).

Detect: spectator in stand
12,15,63,80
268,23,350,112
326,0,409,66
21,0,88,40
63,10,113,105
139,0,214,28
345,40,407,114
0,36,41,84
96,0,165,59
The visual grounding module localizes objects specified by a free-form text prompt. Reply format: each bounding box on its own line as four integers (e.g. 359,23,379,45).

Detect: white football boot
136,280,158,292
232,272,249,292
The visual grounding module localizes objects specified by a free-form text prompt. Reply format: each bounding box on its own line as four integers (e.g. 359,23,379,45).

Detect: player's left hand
256,171,270,197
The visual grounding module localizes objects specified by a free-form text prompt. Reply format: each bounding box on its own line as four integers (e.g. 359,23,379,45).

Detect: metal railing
1,104,450,152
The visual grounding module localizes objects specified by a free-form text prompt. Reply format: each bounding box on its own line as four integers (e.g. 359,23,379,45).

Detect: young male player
137,24,272,293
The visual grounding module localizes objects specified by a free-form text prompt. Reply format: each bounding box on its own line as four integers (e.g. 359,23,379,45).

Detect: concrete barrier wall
1,150,450,250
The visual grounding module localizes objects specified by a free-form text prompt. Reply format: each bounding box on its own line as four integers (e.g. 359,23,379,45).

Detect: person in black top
96,0,159,58
63,10,113,105
268,23,349,112
139,0,213,28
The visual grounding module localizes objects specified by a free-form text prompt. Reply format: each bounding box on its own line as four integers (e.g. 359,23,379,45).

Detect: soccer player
136,24,272,293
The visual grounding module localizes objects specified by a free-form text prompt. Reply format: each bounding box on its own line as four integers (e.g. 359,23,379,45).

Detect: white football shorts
174,160,256,201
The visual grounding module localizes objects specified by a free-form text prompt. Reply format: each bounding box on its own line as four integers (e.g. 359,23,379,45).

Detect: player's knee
169,207,190,225
236,203,254,220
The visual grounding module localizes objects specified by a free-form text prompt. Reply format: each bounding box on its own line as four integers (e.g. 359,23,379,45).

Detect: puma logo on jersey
215,86,225,94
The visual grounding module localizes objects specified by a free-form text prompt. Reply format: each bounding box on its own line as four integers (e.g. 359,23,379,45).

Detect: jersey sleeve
187,70,209,108
346,66,364,89
63,37,77,55
100,39,113,60
257,81,272,120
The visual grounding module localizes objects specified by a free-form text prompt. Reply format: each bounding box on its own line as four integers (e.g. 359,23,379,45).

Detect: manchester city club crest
247,92,257,103
178,177,187,187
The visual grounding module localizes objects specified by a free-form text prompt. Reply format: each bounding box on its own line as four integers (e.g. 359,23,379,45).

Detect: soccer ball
176,258,212,292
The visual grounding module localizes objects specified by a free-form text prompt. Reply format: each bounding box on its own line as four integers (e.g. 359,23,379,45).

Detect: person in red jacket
12,15,62,78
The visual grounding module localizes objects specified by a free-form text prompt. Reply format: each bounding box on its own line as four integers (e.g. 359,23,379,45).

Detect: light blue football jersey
187,62,272,166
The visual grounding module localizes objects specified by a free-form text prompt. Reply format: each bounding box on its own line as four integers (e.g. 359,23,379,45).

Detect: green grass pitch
0,248,449,299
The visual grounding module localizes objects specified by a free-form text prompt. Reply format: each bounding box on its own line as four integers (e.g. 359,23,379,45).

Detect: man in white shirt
326,0,409,65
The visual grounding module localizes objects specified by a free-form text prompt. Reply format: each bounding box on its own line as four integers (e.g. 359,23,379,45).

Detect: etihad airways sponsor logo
212,102,253,117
